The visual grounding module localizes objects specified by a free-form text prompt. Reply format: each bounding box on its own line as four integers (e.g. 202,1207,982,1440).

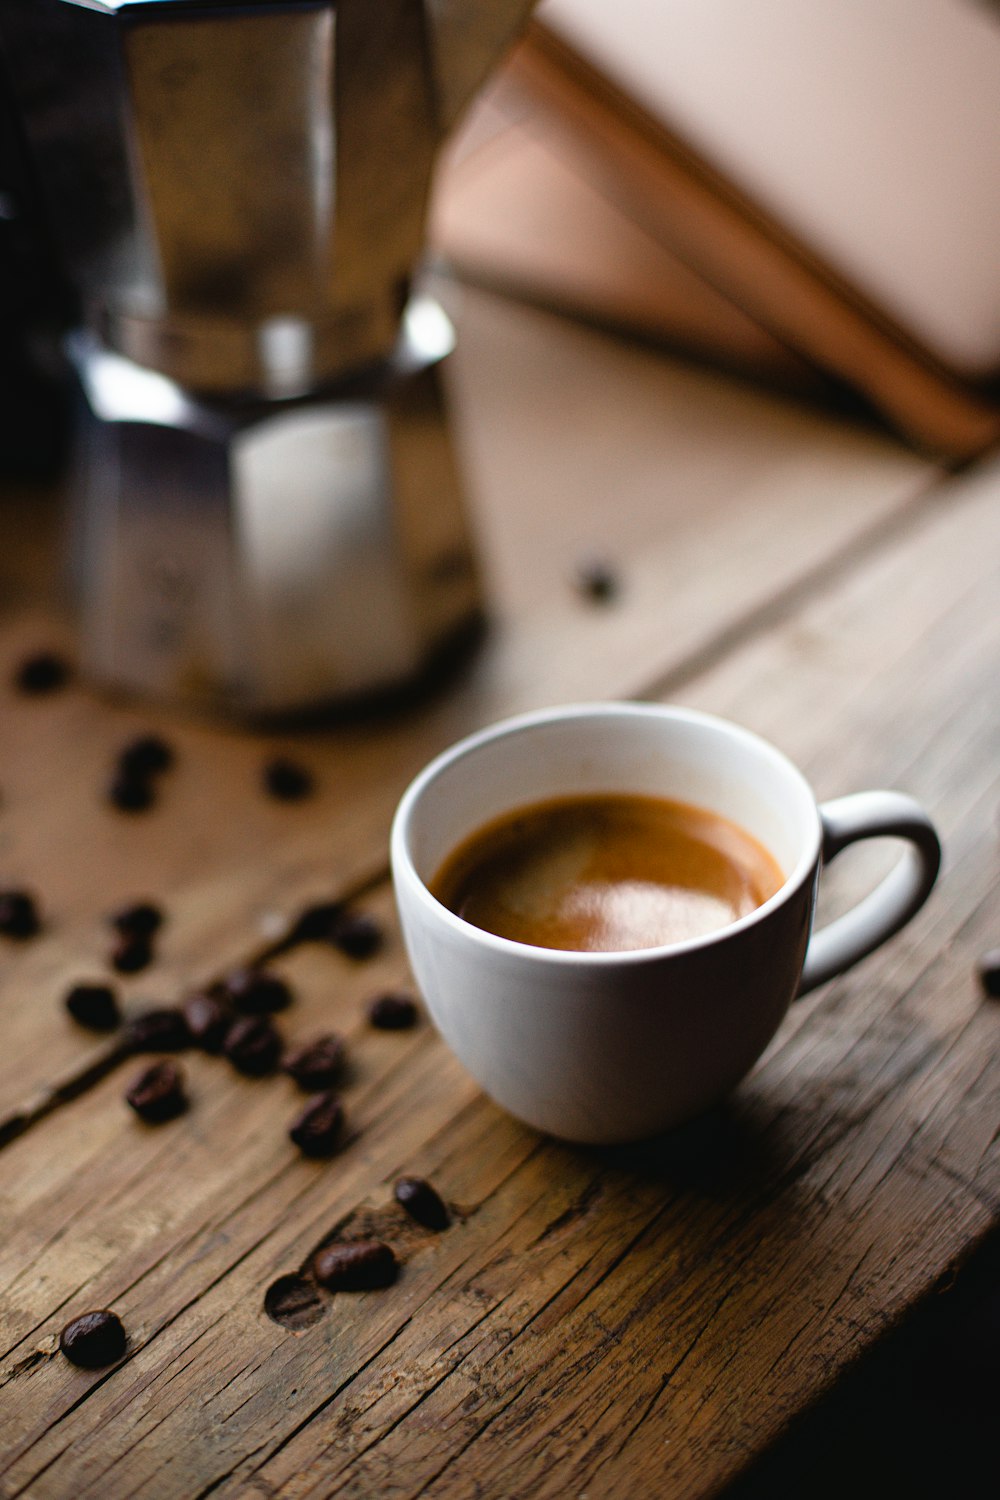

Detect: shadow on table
720,1221,1000,1500
593,1098,806,1202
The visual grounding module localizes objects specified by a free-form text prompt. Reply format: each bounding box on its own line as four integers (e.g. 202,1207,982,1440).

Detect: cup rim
390,701,823,967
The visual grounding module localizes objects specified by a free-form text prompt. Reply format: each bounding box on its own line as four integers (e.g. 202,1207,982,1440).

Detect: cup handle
797,791,941,998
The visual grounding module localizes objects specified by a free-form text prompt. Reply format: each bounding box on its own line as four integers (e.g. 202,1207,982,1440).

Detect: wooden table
1,280,998,1499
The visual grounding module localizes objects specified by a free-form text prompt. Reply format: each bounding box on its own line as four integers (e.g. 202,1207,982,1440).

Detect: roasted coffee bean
223,1015,283,1076
263,1273,327,1331
118,734,174,778
394,1176,450,1231
65,982,121,1031
182,991,233,1053
287,901,343,944
0,888,40,938
977,948,1000,998
107,772,156,814
110,901,163,938
367,991,418,1030
288,1091,344,1157
312,1240,397,1291
331,910,383,960
15,650,71,695
223,966,293,1014
283,1033,345,1091
110,933,153,975
125,1007,191,1053
262,756,314,802
573,556,620,603
125,1060,187,1123
59,1309,126,1368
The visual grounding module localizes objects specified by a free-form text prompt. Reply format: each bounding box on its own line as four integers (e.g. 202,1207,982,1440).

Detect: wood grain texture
2,287,995,1499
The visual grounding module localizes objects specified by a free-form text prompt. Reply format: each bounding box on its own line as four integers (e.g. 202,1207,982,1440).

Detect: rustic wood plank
0,283,933,1135
0,435,995,1498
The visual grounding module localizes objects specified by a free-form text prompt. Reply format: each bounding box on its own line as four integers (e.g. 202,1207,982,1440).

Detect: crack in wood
532,1176,603,1243
0,1337,59,1387
0,1040,130,1150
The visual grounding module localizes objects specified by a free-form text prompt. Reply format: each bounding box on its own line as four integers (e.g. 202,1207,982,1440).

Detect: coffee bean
977,949,1000,998
367,991,418,1030
223,1015,282,1076
65,982,121,1031
262,757,314,802
182,991,233,1053
287,901,343,944
0,888,40,938
573,556,620,603
118,734,174,778
15,650,71,695
223,966,293,1015
263,1273,327,1331
107,772,155,814
125,1007,191,1053
312,1240,397,1291
110,933,153,975
110,901,163,938
331,910,383,960
59,1309,126,1368
394,1176,450,1231
125,1060,187,1122
283,1033,345,1091
288,1091,344,1157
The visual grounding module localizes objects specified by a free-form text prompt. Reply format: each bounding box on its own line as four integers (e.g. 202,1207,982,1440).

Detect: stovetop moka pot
0,0,534,714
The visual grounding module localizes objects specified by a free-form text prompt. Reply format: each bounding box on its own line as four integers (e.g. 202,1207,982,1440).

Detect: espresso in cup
431,792,784,952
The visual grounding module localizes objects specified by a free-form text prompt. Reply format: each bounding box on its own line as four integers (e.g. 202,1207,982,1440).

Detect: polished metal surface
0,0,534,394
0,0,442,393
0,0,533,711
72,298,481,716
425,0,537,130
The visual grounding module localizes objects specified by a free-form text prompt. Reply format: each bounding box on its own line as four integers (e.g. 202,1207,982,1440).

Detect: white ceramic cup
390,703,941,1144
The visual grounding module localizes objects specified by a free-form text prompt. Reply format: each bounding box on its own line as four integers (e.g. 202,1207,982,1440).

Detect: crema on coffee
431,792,784,953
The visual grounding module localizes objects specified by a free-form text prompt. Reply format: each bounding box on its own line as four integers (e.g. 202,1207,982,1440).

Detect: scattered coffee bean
312,1240,397,1291
263,756,314,802
182,991,233,1053
59,1310,126,1368
283,1033,345,1091
118,734,174,778
106,772,156,814
65,982,121,1032
289,1091,344,1157
0,888,40,938
223,1015,283,1076
331,910,383,960
263,1273,327,1331
15,650,71,695
109,901,163,938
394,1176,450,1231
125,1060,187,1123
367,991,418,1030
977,949,1000,998
125,1007,191,1053
110,933,153,975
573,556,620,603
287,901,343,944
223,966,293,1015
